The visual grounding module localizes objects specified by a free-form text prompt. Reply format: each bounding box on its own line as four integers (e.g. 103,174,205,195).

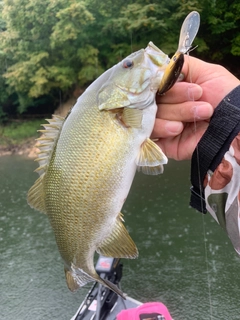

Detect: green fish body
28,42,170,297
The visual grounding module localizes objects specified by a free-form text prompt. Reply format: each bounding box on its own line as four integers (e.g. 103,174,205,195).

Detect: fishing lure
158,11,200,94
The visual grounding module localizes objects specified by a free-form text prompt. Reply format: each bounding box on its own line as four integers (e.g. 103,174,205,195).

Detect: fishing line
186,53,213,319
130,30,133,53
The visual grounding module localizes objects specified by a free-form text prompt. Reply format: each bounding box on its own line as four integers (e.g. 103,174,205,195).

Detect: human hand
153,56,240,160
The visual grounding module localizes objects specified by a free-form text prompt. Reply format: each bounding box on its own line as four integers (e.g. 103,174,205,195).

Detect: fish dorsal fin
121,108,142,128
27,175,46,213
97,213,138,259
27,114,65,214
136,138,168,175
34,114,65,177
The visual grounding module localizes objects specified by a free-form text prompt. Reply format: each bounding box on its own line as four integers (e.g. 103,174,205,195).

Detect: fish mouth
145,42,184,95
158,52,184,94
145,42,169,69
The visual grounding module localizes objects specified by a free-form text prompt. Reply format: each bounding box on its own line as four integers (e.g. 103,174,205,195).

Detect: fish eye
122,59,134,69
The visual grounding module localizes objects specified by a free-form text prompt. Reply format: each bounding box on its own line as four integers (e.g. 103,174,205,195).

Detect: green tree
0,0,240,120
0,0,101,113
0,0,8,120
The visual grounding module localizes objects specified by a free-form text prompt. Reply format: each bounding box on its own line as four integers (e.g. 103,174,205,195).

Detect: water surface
0,156,239,319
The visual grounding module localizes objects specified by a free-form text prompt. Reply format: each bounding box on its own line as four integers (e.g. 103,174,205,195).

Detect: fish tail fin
64,267,94,292
64,267,82,292
64,267,125,298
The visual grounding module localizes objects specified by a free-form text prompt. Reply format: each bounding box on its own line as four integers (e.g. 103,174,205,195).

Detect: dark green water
1,156,240,319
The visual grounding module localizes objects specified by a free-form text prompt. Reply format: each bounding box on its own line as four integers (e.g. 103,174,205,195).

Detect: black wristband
190,85,240,213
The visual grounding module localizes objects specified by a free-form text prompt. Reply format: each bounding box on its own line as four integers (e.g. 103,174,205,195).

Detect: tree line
0,0,240,121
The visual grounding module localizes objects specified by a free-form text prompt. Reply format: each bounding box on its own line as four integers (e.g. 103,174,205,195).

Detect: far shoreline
0,138,39,158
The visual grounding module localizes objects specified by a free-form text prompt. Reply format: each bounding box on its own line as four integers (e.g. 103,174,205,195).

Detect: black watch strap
190,85,240,213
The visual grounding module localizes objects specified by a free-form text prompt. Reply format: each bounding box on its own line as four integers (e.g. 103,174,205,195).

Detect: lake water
1,155,240,320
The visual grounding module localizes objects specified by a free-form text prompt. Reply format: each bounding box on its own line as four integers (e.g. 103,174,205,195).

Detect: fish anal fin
97,213,138,259
136,138,168,175
27,175,46,213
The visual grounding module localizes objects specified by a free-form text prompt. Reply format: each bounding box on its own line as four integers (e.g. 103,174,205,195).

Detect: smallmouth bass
27,42,170,297
27,15,204,297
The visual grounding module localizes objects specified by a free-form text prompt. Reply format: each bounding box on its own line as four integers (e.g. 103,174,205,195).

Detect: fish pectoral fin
136,138,168,175
97,213,138,259
121,108,142,128
98,83,130,110
27,175,46,213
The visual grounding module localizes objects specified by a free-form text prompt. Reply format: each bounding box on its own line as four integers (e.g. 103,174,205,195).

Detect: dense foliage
0,0,240,120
